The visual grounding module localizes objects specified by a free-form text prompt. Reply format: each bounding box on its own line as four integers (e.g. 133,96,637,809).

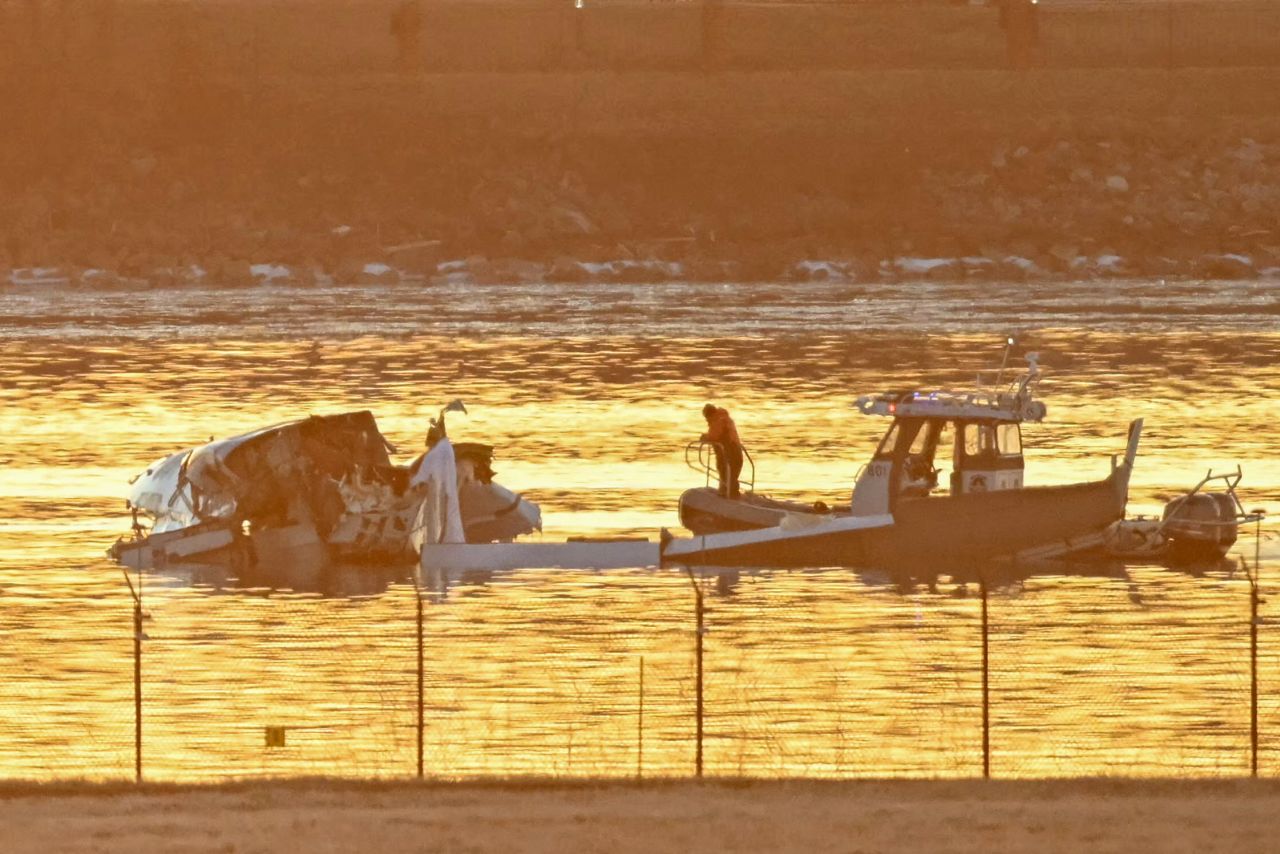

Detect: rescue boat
665,347,1254,568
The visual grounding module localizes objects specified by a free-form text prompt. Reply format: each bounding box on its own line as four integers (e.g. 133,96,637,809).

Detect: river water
0,278,1277,781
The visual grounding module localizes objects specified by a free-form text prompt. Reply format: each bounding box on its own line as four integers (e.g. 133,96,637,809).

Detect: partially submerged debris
111,410,541,572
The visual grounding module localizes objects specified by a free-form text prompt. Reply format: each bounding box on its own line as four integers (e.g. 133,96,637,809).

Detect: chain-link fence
1,536,1275,783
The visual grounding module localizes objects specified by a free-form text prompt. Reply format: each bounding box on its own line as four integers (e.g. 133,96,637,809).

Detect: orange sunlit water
0,279,1277,781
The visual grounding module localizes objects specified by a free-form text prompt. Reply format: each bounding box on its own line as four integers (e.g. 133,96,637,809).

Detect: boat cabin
849,353,1045,517
850,414,1025,515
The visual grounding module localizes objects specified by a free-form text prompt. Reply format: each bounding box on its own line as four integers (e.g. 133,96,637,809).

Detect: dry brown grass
1,779,1279,854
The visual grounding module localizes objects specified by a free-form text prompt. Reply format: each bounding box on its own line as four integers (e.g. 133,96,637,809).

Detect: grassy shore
2,779,1279,853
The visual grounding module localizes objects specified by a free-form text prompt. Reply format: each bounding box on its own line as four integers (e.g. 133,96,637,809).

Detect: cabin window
935,421,953,456
875,423,900,459
963,424,996,458
934,421,954,477
908,424,931,456
997,423,1022,456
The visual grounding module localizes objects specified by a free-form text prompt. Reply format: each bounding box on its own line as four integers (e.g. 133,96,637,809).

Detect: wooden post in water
980,573,990,780
637,655,645,780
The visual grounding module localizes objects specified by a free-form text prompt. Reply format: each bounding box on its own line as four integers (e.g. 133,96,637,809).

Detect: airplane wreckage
110,402,542,571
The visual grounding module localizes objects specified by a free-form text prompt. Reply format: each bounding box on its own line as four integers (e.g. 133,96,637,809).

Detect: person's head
702,403,717,422
425,419,444,449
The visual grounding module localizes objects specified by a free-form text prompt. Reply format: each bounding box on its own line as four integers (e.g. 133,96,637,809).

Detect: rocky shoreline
5,74,1280,291
4,247,1274,293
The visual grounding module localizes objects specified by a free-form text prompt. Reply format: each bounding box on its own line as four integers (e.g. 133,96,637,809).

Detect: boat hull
665,469,1130,568
874,472,1128,565
663,513,893,567
678,487,832,534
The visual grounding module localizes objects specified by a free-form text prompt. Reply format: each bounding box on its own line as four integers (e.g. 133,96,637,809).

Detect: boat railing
976,364,1041,400
685,440,756,495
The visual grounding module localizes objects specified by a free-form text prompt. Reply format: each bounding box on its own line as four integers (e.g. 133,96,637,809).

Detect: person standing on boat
701,403,744,499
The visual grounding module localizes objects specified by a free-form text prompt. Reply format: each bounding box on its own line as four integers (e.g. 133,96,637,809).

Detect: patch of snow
893,257,957,274
790,260,848,281
1003,255,1041,273
796,260,847,273
626,259,682,277
331,225,353,236
437,259,468,273
10,268,71,286
576,259,682,278
960,256,995,267
1105,175,1130,193
1095,254,1125,270
1220,253,1253,265
250,263,292,281
362,262,394,276
1231,139,1265,165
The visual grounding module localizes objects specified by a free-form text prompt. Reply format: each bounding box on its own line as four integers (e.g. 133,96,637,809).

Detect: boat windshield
874,423,900,458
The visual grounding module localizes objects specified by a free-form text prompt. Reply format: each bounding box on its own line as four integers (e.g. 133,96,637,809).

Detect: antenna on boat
994,336,1016,387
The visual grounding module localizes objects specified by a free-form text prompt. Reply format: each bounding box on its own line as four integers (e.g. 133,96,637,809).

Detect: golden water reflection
0,282,1277,780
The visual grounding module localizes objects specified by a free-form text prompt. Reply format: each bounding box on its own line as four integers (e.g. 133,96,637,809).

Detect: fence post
1249,555,1259,778
637,655,645,780
413,574,425,780
980,573,990,780
122,568,143,783
134,590,143,783
685,568,705,778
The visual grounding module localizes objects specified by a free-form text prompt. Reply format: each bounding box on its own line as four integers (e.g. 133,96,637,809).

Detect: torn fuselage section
110,411,541,572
